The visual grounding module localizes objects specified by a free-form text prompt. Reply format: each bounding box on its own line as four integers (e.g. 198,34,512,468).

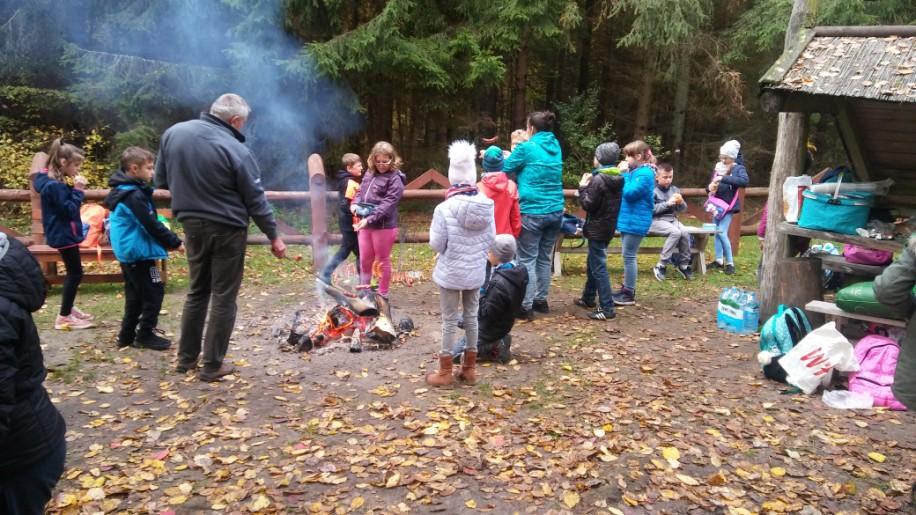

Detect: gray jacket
154,113,278,239
873,236,916,410
652,185,687,223
429,193,495,290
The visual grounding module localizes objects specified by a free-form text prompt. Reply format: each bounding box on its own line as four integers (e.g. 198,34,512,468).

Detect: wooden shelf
777,222,903,252
818,254,886,276
805,300,906,328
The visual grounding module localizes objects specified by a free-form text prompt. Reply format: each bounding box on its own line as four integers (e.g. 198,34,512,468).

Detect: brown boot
425,355,454,387
456,351,477,384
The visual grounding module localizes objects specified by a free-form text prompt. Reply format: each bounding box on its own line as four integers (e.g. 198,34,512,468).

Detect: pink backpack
843,244,893,266
848,335,908,410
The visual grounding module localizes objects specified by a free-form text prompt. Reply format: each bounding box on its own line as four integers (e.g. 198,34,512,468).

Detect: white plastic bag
783,175,812,223
778,322,859,394
822,389,873,409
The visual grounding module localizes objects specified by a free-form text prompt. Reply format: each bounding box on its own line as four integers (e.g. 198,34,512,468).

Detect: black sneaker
707,261,723,271
574,298,596,309
724,264,736,275
653,264,667,281
676,265,695,281
532,299,549,313
134,331,171,351
117,332,134,348
516,308,535,321
612,289,636,306
588,309,616,320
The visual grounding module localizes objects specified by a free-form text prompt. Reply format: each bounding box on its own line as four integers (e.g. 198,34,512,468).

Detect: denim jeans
714,212,734,264
517,211,563,309
582,239,614,312
620,232,645,291
0,434,66,515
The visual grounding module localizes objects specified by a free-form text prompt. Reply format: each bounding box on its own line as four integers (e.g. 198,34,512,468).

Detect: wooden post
307,154,328,272
28,152,48,245
759,0,815,321
780,257,826,326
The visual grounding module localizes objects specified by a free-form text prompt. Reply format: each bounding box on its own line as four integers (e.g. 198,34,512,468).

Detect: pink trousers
358,227,398,296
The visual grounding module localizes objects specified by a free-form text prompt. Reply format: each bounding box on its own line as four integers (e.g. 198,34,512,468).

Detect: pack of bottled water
716,287,760,334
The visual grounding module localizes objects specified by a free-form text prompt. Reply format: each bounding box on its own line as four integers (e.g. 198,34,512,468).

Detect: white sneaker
55,314,95,330
70,306,94,321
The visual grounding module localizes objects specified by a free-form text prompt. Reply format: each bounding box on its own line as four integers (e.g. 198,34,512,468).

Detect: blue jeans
517,211,563,310
714,212,734,264
583,239,614,311
621,232,644,291
0,434,66,515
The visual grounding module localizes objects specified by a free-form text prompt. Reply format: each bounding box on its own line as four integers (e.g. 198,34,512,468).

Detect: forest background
1,0,915,195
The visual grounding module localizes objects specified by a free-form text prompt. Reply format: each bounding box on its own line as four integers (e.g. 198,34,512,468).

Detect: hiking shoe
116,332,134,348
588,309,616,321
612,289,636,306
71,306,95,321
55,314,95,330
199,363,237,382
707,261,723,271
175,361,198,374
653,264,667,281
532,299,549,313
724,264,736,275
134,331,171,351
516,308,535,321
574,298,596,309
676,265,695,281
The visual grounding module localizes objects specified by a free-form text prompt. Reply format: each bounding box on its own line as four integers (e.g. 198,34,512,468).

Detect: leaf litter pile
42,280,915,514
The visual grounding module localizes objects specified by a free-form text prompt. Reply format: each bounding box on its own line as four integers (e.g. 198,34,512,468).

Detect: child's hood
480,171,510,193
595,165,621,176
529,131,561,156
447,194,493,231
104,169,151,210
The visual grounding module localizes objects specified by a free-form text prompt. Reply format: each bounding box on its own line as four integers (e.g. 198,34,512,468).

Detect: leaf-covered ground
38,247,916,514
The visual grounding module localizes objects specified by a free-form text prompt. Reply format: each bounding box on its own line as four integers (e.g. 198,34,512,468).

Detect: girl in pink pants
352,141,406,298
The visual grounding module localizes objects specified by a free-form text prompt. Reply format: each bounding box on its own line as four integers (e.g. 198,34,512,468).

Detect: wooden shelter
758,25,916,319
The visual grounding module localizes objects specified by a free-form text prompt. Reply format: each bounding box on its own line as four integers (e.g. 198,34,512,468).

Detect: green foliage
553,90,615,186
0,86,77,134
612,0,711,50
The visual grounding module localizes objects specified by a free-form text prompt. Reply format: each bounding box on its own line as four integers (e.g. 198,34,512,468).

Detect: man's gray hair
209,93,251,122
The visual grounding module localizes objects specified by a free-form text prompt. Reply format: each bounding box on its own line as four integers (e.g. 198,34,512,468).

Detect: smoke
56,0,362,189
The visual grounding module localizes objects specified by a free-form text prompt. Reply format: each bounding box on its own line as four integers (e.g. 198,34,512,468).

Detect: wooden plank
404,169,450,190
805,300,906,328
778,222,903,252
818,254,886,276
835,102,871,181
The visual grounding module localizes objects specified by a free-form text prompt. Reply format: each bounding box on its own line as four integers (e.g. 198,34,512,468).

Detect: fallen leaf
386,472,401,488
662,447,681,462
249,495,270,511
563,490,580,508
676,474,700,486
868,452,886,463
465,499,477,509
770,467,786,477
350,497,365,509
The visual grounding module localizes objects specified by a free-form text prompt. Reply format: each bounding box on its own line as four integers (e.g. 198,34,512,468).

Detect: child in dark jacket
31,139,95,330
320,153,363,283
575,142,623,320
650,162,694,281
103,147,183,350
0,234,67,513
452,235,528,364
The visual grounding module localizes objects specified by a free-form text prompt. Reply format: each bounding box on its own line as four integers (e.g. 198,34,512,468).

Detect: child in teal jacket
614,140,656,306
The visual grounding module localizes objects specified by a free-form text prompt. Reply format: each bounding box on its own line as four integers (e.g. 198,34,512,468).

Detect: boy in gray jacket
650,163,694,281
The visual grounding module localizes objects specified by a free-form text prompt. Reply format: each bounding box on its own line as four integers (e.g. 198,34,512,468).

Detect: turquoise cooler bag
798,190,873,235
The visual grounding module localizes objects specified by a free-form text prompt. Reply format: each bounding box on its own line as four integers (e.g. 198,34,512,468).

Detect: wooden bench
552,226,718,277
805,300,906,329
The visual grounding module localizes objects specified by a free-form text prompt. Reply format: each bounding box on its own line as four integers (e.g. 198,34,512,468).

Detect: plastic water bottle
743,292,760,334
717,289,728,330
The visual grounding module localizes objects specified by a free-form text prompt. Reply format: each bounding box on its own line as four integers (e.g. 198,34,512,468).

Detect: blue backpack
758,305,813,382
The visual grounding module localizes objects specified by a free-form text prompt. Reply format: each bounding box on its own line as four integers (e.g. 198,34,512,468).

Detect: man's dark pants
177,218,247,373
118,260,165,343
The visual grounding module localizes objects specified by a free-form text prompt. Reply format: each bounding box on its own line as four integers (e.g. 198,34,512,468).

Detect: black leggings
58,246,83,316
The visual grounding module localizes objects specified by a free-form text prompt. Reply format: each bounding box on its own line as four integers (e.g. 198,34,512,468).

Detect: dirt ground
41,277,915,514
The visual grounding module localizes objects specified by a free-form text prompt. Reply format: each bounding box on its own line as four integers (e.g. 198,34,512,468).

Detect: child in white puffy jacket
426,140,495,387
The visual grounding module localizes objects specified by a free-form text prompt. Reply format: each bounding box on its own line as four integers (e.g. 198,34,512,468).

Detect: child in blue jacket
614,140,657,306
103,147,183,350
31,139,94,330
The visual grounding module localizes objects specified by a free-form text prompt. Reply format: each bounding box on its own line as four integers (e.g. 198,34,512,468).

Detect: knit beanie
482,146,504,173
448,140,478,185
489,234,517,263
595,142,620,166
719,140,740,160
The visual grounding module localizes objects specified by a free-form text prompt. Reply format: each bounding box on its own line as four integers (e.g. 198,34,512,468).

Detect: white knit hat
720,140,740,160
447,140,477,185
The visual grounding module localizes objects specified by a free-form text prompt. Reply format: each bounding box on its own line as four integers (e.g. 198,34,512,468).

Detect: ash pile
283,279,414,353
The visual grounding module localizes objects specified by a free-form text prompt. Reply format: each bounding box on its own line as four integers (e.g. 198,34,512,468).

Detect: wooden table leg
693,234,709,275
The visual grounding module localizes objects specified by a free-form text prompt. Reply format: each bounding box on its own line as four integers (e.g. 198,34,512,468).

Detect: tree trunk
577,0,595,94
671,43,691,171
633,51,656,140
760,0,816,320
512,41,529,129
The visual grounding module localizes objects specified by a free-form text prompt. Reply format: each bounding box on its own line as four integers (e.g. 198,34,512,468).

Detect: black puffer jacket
334,169,359,233
0,234,66,472
579,168,624,241
479,264,529,343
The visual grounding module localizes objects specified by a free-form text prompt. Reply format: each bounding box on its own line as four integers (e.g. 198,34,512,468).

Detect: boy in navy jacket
103,147,183,350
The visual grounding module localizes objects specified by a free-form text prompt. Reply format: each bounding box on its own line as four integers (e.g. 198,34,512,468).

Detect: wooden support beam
307,154,328,271
835,103,871,181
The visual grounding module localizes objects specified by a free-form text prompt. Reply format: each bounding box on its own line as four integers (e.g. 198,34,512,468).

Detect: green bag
835,281,915,318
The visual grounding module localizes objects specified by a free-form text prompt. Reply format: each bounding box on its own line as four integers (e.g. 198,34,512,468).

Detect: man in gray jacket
156,93,286,382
